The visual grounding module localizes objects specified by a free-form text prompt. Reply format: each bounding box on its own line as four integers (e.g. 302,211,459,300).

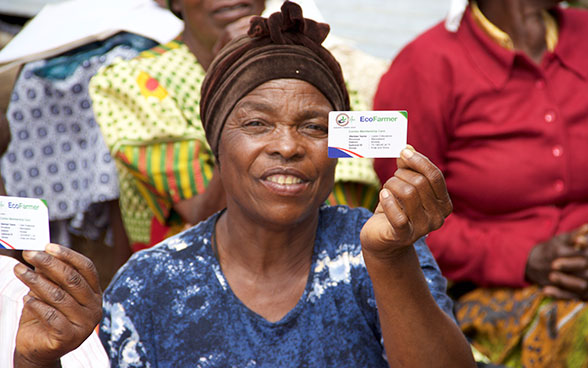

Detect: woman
100,3,474,367
90,0,382,252
373,0,588,366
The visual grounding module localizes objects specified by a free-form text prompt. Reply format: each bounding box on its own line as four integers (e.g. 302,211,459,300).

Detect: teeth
267,175,302,185
217,4,247,12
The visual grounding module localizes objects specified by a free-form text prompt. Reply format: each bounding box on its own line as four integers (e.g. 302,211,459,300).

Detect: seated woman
99,2,474,367
373,0,588,366
90,0,381,252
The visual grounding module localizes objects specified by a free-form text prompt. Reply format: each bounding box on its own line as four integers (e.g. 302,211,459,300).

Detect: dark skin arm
12,244,102,368
360,148,475,368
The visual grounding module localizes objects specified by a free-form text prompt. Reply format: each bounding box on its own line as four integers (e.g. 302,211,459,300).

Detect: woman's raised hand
360,148,452,258
13,244,102,368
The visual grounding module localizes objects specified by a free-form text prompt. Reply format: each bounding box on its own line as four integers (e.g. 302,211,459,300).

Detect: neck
476,0,555,62
181,28,215,71
215,205,319,278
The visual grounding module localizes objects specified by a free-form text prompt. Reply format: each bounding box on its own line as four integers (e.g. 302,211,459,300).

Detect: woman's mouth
265,174,304,185
261,170,310,196
211,2,254,24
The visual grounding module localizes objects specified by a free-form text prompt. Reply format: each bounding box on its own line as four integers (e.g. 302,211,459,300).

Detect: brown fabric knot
200,0,349,158
248,2,329,46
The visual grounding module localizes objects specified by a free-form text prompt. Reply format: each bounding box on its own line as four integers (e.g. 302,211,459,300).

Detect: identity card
0,196,49,250
328,111,407,158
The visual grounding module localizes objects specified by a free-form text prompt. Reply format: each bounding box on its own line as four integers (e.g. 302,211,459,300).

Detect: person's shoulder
396,20,458,61
559,6,588,28
92,39,193,81
560,5,588,18
381,20,462,85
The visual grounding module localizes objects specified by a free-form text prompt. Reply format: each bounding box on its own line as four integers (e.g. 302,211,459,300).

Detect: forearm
363,247,475,368
14,351,61,368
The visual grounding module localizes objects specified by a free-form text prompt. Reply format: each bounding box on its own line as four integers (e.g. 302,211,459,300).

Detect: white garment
445,0,468,32
0,256,109,367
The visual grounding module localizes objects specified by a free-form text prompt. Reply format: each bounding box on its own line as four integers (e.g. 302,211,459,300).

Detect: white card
328,111,407,158
0,196,50,251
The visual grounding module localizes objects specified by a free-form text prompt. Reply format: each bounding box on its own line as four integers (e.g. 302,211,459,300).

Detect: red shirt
373,7,588,287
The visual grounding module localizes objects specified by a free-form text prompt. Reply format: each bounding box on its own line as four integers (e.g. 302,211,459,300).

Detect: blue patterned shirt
101,205,454,367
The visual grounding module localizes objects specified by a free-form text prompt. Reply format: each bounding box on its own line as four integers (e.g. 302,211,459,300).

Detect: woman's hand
360,148,475,368
527,224,588,300
360,148,452,259
13,244,102,368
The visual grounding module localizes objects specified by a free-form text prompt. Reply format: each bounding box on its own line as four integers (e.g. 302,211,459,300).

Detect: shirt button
535,80,545,89
552,145,563,157
544,111,556,123
554,180,565,192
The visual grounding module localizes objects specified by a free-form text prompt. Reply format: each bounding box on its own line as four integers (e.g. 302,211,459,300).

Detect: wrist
362,243,414,265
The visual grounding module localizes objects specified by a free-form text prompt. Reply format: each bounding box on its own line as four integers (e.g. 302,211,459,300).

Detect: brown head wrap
200,1,350,157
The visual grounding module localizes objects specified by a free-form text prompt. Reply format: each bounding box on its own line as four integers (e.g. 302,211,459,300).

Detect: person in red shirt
373,0,588,366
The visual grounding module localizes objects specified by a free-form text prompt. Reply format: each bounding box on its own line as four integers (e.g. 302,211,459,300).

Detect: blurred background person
0,0,182,287
373,0,588,366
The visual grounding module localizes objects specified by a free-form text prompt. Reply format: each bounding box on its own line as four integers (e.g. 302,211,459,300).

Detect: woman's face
218,79,337,227
180,0,265,48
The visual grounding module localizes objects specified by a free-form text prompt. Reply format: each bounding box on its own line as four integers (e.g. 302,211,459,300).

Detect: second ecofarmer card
328,111,407,158
0,196,50,251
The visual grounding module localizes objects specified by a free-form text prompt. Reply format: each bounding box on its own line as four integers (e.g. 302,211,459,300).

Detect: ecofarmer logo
359,115,398,123
5,201,41,210
335,113,350,126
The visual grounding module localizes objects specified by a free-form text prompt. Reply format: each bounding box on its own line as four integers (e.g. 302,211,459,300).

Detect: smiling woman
99,2,475,367
219,80,336,230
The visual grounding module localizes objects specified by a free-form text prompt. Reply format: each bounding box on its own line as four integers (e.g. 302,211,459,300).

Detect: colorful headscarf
200,1,349,157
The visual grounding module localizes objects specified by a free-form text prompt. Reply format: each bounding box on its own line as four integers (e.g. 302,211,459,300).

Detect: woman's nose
267,126,305,160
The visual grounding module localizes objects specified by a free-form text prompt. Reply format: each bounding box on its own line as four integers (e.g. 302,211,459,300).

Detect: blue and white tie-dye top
100,205,454,367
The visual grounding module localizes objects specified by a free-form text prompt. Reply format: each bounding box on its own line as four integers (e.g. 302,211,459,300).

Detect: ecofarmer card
328,111,407,158
0,196,49,250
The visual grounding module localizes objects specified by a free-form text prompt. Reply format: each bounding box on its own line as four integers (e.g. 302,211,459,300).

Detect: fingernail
401,148,414,159
23,295,31,303
46,243,60,255
14,263,28,276
406,144,416,152
380,188,391,199
23,251,41,261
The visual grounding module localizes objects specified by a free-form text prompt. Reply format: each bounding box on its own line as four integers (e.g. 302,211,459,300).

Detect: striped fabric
116,139,214,224
0,256,109,367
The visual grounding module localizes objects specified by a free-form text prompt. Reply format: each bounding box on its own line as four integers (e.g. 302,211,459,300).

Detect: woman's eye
244,120,264,127
303,123,328,135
